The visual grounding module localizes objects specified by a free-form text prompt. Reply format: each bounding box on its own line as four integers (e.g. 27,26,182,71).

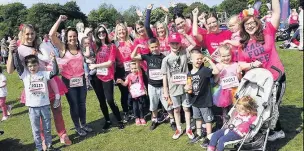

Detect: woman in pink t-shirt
287,9,299,38
88,25,125,130
238,0,286,142
113,23,134,122
49,15,92,137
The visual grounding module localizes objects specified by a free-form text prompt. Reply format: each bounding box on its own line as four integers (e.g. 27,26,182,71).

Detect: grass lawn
0,47,303,151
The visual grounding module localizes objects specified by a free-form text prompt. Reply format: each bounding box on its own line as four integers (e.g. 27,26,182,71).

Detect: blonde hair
20,24,41,51
155,21,169,38
114,23,130,42
237,96,258,116
228,15,241,25
218,44,231,55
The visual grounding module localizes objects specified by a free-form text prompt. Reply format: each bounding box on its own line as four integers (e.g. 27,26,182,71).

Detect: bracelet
250,63,253,69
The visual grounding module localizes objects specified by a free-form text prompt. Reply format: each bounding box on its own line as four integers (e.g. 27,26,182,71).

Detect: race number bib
149,69,163,80
130,83,145,98
221,76,239,89
97,68,108,76
70,77,84,87
210,48,221,63
29,81,46,93
172,73,187,85
124,62,131,72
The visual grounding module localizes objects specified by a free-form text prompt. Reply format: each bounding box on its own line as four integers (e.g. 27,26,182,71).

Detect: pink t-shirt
158,37,170,56
95,44,116,82
116,41,133,71
203,30,232,55
181,27,207,48
17,45,46,71
231,31,241,62
132,37,149,71
231,112,257,137
126,72,146,98
289,14,299,24
60,50,85,79
238,22,285,80
216,63,239,89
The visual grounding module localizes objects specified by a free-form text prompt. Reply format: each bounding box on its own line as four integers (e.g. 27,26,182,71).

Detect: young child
207,96,258,151
14,53,59,151
161,33,193,140
81,36,95,90
213,44,261,123
131,38,175,130
184,50,219,146
0,66,12,121
116,61,147,126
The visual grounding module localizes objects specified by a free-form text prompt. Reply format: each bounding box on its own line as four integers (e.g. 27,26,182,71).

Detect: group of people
0,0,291,150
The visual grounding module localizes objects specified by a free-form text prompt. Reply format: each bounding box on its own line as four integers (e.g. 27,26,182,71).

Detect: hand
147,4,153,10
192,7,199,16
32,50,38,55
59,15,68,22
163,88,169,100
184,84,192,91
160,5,169,13
253,60,262,67
136,9,143,17
50,52,55,61
203,57,211,63
116,79,123,84
8,40,17,53
53,98,61,109
89,64,97,70
86,58,93,64
198,12,207,22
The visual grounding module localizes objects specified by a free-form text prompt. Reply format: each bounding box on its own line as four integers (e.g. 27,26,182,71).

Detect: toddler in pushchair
207,67,283,151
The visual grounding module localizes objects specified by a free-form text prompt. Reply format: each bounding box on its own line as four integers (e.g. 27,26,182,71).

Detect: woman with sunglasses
88,25,125,130
49,15,92,136
238,0,286,142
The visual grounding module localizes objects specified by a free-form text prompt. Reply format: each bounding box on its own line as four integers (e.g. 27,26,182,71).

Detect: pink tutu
20,76,68,104
213,86,232,107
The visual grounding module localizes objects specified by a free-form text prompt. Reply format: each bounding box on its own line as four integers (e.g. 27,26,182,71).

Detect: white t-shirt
21,70,51,107
0,74,7,97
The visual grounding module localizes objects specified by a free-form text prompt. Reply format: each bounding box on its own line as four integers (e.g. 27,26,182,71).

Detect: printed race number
29,81,46,93
172,73,187,85
221,76,239,89
70,77,84,87
97,68,108,76
149,69,162,80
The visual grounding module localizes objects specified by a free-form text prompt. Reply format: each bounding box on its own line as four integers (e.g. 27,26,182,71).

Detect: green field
0,47,303,151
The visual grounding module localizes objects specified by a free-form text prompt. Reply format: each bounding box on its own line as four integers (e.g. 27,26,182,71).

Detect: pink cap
168,33,182,43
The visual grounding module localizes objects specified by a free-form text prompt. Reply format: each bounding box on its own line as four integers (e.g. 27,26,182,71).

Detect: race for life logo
211,42,219,49
245,43,269,63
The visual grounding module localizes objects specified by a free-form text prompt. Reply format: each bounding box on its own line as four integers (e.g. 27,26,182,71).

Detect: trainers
123,112,129,123
150,121,158,130
135,118,141,126
140,118,146,125
170,122,177,131
118,122,125,129
268,130,285,141
102,121,112,130
60,134,72,145
186,128,195,139
172,128,183,140
200,138,210,148
189,134,203,144
82,125,93,132
75,127,87,136
7,105,12,116
1,116,8,121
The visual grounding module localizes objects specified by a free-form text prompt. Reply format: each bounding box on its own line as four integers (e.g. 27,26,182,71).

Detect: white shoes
268,130,285,141
1,116,8,121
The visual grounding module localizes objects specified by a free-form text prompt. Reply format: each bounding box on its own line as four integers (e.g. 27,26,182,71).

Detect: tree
183,2,210,16
122,5,140,27
218,0,248,17
150,7,167,25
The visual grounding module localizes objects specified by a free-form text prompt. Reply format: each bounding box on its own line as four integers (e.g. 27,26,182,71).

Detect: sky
0,0,224,14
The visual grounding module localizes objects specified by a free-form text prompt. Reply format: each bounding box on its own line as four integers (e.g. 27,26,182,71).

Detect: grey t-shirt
161,49,189,97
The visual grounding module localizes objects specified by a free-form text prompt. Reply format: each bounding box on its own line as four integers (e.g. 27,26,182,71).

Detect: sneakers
186,129,195,139
102,121,112,130
75,127,87,136
7,105,12,116
170,122,177,131
150,121,158,130
189,134,203,144
172,128,183,140
1,116,8,121
118,122,125,129
135,118,141,126
200,138,210,148
140,118,146,125
60,134,72,145
268,130,285,141
82,125,93,132
122,112,130,123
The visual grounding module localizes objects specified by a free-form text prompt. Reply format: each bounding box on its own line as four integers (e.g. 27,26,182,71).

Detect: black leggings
273,74,286,131
90,75,122,122
287,23,299,38
133,96,145,118
115,66,131,113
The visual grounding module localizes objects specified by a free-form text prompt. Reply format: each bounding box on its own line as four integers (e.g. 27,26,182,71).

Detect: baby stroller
208,67,283,151
279,28,300,49
276,21,290,42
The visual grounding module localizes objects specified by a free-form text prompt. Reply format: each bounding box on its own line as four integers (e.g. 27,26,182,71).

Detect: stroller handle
271,66,283,82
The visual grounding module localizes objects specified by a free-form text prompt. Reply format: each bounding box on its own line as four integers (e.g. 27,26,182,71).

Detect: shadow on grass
267,105,303,151
0,138,35,151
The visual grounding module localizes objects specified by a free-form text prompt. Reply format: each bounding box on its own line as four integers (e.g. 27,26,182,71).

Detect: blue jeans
209,128,242,151
29,105,52,151
62,76,87,129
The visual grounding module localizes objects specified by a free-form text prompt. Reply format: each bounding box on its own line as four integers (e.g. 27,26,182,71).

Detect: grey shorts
192,106,214,123
148,85,173,111
170,94,191,108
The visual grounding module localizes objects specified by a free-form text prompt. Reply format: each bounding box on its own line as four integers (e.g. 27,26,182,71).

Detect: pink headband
239,8,259,20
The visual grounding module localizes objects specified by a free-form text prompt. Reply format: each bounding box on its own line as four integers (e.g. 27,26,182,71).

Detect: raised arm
131,44,143,60
83,46,91,58
271,0,281,29
13,52,24,76
49,15,68,58
7,40,17,74
49,54,59,79
204,57,219,75
145,4,155,39
160,5,169,25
